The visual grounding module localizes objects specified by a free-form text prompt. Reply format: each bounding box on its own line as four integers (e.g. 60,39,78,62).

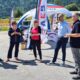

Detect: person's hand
15,32,21,35
31,34,35,36
33,34,39,36
11,32,16,36
64,34,70,38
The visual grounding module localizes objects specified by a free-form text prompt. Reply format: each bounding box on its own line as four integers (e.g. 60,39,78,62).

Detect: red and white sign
38,0,47,30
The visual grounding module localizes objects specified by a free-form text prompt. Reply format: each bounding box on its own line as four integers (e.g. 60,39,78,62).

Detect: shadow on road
9,59,38,66
23,60,38,66
0,61,18,69
47,63,75,69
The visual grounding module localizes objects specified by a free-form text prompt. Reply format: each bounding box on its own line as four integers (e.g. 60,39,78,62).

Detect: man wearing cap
52,14,71,65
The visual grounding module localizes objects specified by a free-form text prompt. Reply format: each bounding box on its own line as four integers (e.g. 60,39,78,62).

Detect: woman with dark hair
30,20,42,62
6,21,22,62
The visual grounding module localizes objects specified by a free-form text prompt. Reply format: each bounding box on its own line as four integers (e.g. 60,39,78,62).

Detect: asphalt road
0,31,75,80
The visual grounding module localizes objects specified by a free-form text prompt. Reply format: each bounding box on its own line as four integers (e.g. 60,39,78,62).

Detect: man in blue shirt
52,14,70,65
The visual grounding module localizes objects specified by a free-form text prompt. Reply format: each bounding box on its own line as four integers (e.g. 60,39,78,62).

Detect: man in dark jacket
65,13,80,79
6,21,21,62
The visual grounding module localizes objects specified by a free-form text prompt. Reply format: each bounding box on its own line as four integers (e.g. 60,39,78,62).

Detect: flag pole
35,0,38,20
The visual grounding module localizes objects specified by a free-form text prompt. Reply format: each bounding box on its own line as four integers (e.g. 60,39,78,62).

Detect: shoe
15,58,19,61
0,58,3,62
35,58,37,61
52,61,56,64
72,75,80,79
6,59,10,62
62,61,65,65
39,59,42,63
70,71,78,74
60,61,66,66
52,60,56,63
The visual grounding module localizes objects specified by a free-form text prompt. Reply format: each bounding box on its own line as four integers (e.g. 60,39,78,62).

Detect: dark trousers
7,42,19,58
32,40,42,60
52,37,68,62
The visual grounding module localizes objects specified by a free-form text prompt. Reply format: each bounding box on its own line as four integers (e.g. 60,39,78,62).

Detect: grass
0,18,20,31
0,26,9,31
0,17,73,31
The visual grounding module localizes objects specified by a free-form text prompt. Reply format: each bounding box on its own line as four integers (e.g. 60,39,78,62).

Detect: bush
14,8,23,18
65,3,79,11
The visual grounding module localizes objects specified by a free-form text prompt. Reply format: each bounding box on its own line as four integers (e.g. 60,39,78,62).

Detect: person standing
6,21,22,62
30,20,42,62
65,13,80,79
52,14,71,65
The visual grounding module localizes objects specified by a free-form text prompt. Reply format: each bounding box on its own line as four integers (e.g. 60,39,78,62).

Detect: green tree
65,3,79,11
54,0,63,6
14,8,23,18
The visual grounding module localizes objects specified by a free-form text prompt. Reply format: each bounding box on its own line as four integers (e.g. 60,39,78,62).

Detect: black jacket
70,20,80,48
8,28,22,43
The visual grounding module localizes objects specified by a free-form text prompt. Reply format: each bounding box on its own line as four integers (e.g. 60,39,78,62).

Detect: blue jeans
52,37,68,62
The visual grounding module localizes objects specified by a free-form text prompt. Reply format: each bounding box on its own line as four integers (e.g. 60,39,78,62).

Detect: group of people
0,13,80,79
6,20,42,62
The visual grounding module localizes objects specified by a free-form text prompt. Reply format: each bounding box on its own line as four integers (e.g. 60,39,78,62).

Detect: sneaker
70,71,78,75
15,58,19,61
35,58,37,61
39,59,42,63
62,61,65,65
60,61,65,66
72,75,80,79
6,59,10,62
52,61,56,64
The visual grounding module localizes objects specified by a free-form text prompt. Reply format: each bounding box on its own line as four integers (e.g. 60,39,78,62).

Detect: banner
10,9,14,27
52,14,57,30
27,11,36,48
38,0,47,30
47,14,58,42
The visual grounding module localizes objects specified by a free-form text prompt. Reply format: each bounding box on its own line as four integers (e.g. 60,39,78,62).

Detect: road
0,31,75,80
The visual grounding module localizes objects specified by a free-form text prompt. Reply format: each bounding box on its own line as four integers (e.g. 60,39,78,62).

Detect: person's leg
76,49,80,75
62,38,68,63
72,48,80,79
36,41,42,61
15,43,19,60
70,48,79,75
52,38,62,63
71,48,79,72
32,40,37,60
7,42,14,61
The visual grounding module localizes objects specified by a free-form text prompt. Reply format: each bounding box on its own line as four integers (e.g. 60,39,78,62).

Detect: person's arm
65,33,80,37
65,25,80,38
37,26,41,35
16,32,21,36
11,32,16,36
8,28,15,36
65,22,80,38
30,27,34,36
15,28,22,36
